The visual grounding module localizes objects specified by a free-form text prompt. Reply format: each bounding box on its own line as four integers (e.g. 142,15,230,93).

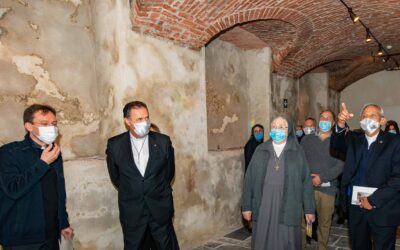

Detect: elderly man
106,101,179,250
331,103,400,250
0,104,73,250
301,110,344,250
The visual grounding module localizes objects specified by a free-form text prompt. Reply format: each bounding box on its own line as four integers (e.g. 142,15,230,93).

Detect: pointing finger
341,102,348,112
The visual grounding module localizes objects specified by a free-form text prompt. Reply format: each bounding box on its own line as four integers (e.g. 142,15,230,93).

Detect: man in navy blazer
106,101,179,250
331,103,400,250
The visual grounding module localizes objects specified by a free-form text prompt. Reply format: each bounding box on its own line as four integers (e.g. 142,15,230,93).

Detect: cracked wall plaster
0,0,99,159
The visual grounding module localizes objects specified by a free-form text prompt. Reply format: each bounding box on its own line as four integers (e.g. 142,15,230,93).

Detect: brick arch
205,8,313,45
204,7,314,68
132,0,400,90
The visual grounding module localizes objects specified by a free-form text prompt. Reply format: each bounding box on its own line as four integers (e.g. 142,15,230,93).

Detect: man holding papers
331,102,400,250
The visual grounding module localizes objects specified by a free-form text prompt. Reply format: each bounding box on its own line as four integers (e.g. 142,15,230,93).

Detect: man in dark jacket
0,104,73,250
331,103,400,250
106,101,179,250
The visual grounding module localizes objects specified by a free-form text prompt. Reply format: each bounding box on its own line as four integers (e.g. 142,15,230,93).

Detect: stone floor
193,219,400,250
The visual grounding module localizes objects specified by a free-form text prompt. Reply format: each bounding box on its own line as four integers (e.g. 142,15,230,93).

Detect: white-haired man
331,103,400,250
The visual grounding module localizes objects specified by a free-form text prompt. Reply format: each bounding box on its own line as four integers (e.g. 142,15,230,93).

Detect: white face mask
134,120,151,137
37,126,58,145
303,127,315,135
360,118,380,134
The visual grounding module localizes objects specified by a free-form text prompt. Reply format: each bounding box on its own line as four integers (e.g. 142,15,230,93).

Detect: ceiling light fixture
348,8,359,22
377,45,384,56
338,0,400,68
365,29,372,42
382,55,391,63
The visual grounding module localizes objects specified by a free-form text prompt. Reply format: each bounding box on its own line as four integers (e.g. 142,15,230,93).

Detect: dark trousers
348,205,397,250
122,208,179,250
2,239,59,250
143,227,157,249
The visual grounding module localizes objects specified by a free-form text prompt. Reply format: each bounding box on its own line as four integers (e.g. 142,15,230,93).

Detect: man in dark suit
106,101,179,250
331,102,400,250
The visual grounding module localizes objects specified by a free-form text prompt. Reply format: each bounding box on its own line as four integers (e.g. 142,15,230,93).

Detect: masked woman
244,124,264,173
242,116,315,250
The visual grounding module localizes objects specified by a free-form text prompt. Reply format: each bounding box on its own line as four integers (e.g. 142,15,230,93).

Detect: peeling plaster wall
270,72,339,128
205,39,247,151
244,47,272,138
341,70,400,129
0,0,99,158
62,158,123,250
0,1,244,249
89,1,244,249
298,72,340,124
206,39,272,150
270,74,300,123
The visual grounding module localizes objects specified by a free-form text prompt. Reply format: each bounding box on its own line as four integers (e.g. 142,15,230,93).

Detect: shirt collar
365,131,379,149
129,132,147,142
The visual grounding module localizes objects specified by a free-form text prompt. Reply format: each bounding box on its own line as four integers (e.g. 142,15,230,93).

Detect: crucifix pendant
275,165,279,171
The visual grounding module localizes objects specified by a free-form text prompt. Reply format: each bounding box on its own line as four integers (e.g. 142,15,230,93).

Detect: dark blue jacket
0,135,69,246
331,127,400,226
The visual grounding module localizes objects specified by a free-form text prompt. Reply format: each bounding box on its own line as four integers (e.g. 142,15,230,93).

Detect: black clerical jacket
106,131,175,227
331,128,400,226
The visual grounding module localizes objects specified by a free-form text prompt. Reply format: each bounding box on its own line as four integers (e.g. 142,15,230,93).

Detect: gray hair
360,103,384,116
271,116,289,128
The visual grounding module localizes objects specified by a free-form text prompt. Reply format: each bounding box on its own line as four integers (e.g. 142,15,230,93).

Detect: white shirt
130,133,149,177
273,141,287,157
365,132,378,149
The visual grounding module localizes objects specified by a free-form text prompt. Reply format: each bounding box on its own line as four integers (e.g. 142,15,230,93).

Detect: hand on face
40,144,61,165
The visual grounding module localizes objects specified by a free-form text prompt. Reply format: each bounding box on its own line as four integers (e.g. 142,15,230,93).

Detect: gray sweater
301,134,344,196
242,138,315,226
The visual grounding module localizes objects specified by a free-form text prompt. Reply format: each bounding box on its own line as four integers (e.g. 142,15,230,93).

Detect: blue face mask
295,130,304,137
319,121,332,132
269,129,287,142
254,132,263,142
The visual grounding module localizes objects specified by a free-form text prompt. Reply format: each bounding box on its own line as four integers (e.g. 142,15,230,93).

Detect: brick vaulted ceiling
131,0,400,91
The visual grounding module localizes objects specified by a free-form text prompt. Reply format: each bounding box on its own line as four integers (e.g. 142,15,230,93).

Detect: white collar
365,131,379,148
130,132,147,142
272,141,287,148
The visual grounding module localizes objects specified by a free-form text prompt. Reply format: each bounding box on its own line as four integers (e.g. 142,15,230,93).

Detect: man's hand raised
40,144,61,165
337,102,354,128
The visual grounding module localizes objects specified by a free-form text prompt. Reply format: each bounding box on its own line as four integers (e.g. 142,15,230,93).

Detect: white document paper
351,185,377,205
320,182,331,187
